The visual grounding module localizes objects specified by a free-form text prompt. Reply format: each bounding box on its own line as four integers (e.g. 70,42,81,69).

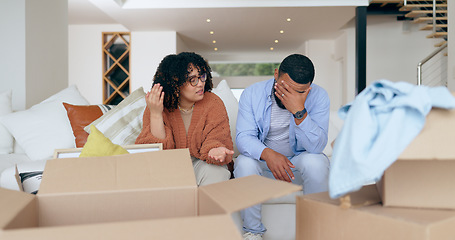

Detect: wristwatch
293,108,307,119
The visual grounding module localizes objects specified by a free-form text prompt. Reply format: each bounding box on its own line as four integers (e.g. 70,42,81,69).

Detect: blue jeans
233,152,330,234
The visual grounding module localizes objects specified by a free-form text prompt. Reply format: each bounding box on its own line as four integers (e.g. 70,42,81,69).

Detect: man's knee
293,153,329,172
234,154,262,178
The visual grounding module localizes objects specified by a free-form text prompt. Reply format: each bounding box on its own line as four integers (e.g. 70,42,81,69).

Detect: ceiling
68,0,370,57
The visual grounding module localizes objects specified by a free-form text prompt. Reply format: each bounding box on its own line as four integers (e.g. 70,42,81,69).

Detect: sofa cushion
0,153,30,176
84,87,146,145
63,103,113,148
323,110,344,157
0,90,13,154
0,85,89,161
212,80,239,157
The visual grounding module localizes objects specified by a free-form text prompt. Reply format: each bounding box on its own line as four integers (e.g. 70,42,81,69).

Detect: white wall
69,24,128,104
69,26,178,104
336,14,442,106
0,0,26,111
365,15,439,85
307,39,343,111
1,0,68,110
26,0,68,107
130,31,177,93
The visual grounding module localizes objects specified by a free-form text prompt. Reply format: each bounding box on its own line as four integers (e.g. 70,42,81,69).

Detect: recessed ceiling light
210,31,214,35
286,18,291,22
280,30,284,34
270,47,274,51
274,40,279,43
212,40,216,44
214,47,218,51
206,18,211,23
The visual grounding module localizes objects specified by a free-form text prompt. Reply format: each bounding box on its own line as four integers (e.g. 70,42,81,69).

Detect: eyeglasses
188,73,207,86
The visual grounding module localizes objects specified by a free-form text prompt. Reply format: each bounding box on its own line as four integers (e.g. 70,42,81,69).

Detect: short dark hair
151,52,213,111
278,54,315,84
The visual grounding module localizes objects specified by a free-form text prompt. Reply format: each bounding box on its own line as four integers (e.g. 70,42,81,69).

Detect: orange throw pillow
63,103,112,148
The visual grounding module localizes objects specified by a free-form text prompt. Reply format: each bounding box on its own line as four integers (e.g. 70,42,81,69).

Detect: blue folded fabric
329,79,455,199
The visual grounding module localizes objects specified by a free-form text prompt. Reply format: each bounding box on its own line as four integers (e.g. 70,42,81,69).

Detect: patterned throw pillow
19,171,43,194
84,87,146,145
63,103,113,148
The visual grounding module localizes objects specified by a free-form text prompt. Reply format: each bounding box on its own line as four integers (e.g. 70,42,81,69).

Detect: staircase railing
417,42,447,86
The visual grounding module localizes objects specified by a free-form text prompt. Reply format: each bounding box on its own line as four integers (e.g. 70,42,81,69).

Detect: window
211,63,279,77
211,62,279,101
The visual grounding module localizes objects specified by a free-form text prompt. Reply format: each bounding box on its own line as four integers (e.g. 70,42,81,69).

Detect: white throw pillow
84,87,146,145
323,110,344,157
0,85,89,161
0,90,13,154
212,80,239,157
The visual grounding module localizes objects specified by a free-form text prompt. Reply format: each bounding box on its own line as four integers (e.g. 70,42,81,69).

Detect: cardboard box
296,185,455,240
378,108,455,210
0,149,302,239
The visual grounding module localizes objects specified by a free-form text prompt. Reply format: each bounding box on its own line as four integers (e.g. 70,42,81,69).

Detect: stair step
434,41,447,47
405,10,447,18
426,32,448,38
369,0,404,8
370,0,403,4
399,4,447,11
420,24,448,30
413,16,448,23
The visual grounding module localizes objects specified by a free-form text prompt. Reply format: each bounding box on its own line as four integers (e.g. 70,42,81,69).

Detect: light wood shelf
102,32,131,105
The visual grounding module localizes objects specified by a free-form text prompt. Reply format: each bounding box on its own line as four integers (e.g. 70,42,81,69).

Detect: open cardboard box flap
0,188,36,230
306,184,381,209
199,174,302,214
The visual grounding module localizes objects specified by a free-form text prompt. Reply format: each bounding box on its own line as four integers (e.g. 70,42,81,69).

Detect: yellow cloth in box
79,125,129,157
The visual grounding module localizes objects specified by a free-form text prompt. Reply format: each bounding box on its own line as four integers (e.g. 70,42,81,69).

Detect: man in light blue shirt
234,54,330,240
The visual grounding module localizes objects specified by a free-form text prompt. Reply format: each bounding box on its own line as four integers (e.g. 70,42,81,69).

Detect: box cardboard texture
378,107,455,210
296,185,455,240
0,149,302,239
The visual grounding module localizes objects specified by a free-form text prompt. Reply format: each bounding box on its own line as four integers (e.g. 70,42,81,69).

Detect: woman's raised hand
146,83,165,116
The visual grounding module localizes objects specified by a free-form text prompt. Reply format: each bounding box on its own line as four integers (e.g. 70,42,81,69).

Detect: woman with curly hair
136,52,234,186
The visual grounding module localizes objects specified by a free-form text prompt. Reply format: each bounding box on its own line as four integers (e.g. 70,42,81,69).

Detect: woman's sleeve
135,107,176,149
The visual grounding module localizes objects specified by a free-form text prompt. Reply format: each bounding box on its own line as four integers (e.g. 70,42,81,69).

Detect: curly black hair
151,52,213,111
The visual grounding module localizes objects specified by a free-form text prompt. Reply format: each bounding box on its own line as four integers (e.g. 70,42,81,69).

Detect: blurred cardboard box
296,185,455,240
0,149,301,239
378,108,455,210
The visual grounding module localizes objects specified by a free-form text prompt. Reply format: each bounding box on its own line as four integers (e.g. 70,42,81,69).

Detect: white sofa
0,81,343,240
